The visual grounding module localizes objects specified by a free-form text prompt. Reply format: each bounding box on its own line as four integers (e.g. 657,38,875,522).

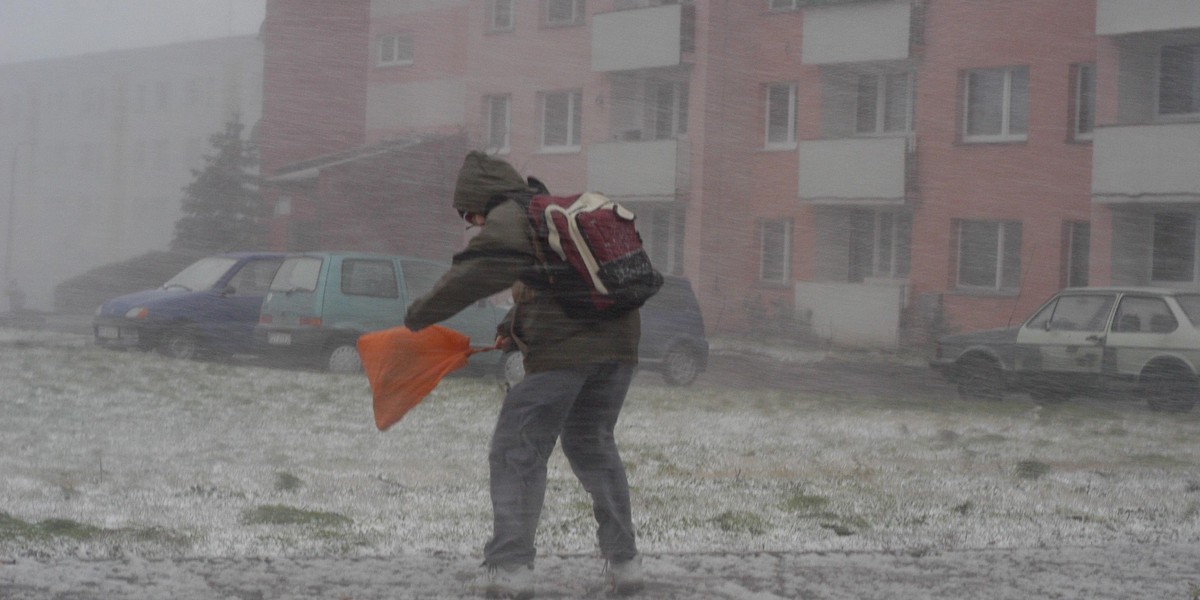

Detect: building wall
0,36,263,310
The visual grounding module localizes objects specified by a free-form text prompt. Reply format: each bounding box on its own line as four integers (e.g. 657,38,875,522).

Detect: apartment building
257,0,1200,348
0,36,263,310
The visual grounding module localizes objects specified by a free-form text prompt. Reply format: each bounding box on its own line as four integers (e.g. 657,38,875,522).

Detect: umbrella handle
468,344,500,355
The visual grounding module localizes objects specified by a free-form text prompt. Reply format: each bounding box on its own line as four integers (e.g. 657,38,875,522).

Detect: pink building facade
257,0,1200,348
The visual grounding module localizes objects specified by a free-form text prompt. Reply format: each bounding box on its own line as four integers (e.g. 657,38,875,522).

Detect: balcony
1092,123,1200,203
592,4,691,72
587,138,688,200
801,0,913,65
1097,0,1200,36
798,136,911,204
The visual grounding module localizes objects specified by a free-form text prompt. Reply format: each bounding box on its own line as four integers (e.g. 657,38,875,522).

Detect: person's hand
494,335,511,350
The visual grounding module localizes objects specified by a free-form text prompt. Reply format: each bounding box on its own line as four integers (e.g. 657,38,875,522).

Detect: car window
1024,298,1057,330
1175,294,1200,326
647,278,696,311
1112,296,1177,334
341,259,399,298
270,257,322,293
226,259,283,297
163,257,238,292
400,260,448,298
1045,294,1115,332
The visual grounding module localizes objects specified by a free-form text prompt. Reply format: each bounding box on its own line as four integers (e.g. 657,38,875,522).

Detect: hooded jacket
404,151,640,373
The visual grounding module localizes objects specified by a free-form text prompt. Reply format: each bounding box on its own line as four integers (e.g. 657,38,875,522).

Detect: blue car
93,252,285,359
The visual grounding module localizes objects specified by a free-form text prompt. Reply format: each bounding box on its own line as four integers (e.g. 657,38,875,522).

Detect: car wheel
158,329,201,360
325,343,363,374
955,356,1003,401
501,351,525,387
662,347,701,386
1142,366,1198,413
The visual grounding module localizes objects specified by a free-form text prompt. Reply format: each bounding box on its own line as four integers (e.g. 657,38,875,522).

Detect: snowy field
2,326,1200,565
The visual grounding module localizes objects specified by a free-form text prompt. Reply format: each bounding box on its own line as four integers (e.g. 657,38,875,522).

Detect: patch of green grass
709,510,767,535
782,492,830,514
274,472,303,492
1127,453,1188,469
1015,459,1052,480
240,504,352,527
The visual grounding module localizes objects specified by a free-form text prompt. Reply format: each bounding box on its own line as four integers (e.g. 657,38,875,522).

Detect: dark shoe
470,563,534,599
606,554,645,595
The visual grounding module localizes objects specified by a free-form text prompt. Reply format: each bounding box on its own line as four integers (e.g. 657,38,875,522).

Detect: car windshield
1174,294,1200,327
162,257,238,292
270,257,323,293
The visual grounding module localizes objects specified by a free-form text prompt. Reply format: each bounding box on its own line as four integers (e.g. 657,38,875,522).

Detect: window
769,0,798,10
544,0,584,27
652,81,688,140
1072,63,1096,140
957,220,1022,290
271,257,322,293
964,66,1028,142
227,259,284,297
378,33,414,66
856,72,913,135
485,94,511,152
641,206,685,275
1159,44,1200,117
341,259,399,298
1152,212,1197,283
849,210,911,281
1113,296,1177,334
489,0,514,31
541,90,583,150
1033,294,1114,332
1064,221,1090,288
765,83,796,148
760,219,792,283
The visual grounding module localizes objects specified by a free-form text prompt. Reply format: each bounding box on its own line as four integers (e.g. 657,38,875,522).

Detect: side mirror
222,285,237,297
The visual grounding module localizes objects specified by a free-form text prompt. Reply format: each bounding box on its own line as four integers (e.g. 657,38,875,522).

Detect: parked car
93,252,286,359
930,287,1200,411
255,252,508,373
500,275,709,386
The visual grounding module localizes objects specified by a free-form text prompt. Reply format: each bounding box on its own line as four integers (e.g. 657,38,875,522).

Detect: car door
326,256,405,332
205,257,284,352
1015,292,1116,383
1103,294,1182,378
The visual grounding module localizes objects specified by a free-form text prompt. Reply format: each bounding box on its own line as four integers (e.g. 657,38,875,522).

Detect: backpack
522,192,663,319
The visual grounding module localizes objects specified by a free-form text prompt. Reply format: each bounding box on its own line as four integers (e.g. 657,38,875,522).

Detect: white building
0,35,262,311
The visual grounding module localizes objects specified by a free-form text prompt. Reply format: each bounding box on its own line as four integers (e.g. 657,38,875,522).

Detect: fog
3,0,1200,597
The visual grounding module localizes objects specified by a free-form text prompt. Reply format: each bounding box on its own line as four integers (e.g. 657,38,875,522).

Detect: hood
98,287,195,316
451,151,528,215
939,326,1020,346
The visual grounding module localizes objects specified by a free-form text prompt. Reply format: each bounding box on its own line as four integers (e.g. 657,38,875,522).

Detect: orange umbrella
357,325,496,431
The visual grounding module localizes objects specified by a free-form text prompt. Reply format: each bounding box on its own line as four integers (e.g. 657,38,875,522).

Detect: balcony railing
801,0,914,65
592,3,692,72
798,136,912,204
1092,122,1200,202
587,138,688,200
1097,0,1200,35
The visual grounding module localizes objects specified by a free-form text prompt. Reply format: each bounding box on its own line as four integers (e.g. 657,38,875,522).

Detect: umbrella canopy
357,325,493,431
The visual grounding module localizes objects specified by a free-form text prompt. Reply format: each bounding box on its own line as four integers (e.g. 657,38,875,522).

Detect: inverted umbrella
357,325,496,431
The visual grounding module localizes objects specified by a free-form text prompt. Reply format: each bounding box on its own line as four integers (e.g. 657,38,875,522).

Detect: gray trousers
483,361,638,567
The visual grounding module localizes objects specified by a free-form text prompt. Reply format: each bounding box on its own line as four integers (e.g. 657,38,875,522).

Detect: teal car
255,252,508,373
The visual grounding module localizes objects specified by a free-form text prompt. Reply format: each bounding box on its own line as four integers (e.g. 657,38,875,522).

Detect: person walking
404,151,645,599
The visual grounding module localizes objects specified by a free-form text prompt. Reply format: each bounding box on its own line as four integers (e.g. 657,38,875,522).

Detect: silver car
930,287,1200,411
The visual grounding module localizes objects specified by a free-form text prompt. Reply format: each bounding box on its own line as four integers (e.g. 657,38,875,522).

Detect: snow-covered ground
2,328,1199,598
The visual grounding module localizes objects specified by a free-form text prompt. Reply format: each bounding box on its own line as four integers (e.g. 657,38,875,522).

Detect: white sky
0,0,266,65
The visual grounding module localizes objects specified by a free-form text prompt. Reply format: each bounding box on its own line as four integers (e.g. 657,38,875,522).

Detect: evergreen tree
171,115,267,252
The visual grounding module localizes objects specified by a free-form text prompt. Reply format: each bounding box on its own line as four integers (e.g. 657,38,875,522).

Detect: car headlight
125,307,149,319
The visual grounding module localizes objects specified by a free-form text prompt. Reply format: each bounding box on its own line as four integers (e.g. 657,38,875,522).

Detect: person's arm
404,203,533,331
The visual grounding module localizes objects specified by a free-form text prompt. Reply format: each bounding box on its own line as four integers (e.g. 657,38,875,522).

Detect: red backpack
523,192,663,319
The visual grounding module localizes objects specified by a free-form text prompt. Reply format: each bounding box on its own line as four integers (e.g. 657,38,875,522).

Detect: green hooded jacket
404,151,640,373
